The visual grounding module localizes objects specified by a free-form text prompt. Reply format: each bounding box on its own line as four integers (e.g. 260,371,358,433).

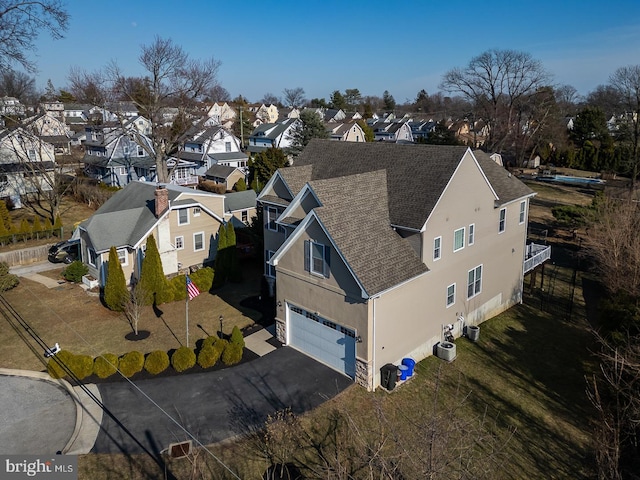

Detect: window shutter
304,240,310,272
323,245,330,278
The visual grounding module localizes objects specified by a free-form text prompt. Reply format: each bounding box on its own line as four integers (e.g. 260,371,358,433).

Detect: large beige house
258,140,549,390
78,182,254,286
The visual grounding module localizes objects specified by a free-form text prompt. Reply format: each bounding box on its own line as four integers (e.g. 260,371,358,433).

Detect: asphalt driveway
93,347,353,454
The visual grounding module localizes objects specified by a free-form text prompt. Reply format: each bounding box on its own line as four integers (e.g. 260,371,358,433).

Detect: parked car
48,240,79,264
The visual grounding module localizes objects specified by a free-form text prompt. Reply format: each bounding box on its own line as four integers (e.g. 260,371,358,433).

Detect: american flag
186,275,201,301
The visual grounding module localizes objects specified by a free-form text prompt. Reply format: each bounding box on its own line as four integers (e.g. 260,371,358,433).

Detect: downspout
372,295,377,391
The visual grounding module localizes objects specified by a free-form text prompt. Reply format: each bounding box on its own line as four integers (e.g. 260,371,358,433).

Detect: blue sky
31,0,640,103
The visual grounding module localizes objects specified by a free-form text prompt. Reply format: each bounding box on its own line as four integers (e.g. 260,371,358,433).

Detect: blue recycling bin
402,358,416,377
398,364,409,381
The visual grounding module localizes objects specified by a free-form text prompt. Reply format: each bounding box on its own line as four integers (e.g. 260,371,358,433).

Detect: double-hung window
454,228,465,252
446,284,456,307
175,236,184,250
266,206,280,231
468,224,475,245
519,201,526,224
194,232,204,251
499,208,506,233
178,208,189,225
117,248,128,266
433,236,442,261
467,265,482,299
305,240,330,278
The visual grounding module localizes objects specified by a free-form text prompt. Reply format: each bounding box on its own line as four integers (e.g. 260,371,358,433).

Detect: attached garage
287,304,356,378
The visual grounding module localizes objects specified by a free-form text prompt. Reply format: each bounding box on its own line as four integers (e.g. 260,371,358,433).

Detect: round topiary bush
119,351,144,378
191,267,214,292
197,346,221,369
230,325,245,348
201,335,217,349
70,354,94,380
222,342,243,366
171,346,196,372
144,350,170,375
93,353,118,379
170,275,187,302
47,350,75,379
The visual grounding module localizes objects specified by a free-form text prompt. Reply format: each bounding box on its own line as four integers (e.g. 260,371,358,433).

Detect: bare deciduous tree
440,49,550,155
110,36,221,182
124,283,148,336
609,65,640,185
282,87,306,108
0,70,35,101
0,0,69,73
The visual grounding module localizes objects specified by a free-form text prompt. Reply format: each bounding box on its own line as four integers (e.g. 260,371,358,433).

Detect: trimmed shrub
222,342,243,366
94,353,118,379
169,274,187,302
190,267,214,292
0,261,19,291
62,261,88,283
230,325,245,349
144,350,170,375
197,346,221,369
138,234,171,305
47,350,75,379
201,335,218,349
104,246,129,311
70,354,94,380
171,346,196,372
119,351,144,378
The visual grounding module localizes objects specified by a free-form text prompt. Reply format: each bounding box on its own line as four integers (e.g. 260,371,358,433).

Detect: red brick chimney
154,185,169,217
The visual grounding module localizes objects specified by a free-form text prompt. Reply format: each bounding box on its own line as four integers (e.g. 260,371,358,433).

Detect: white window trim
453,227,465,252
88,248,97,267
433,236,442,261
178,208,189,226
467,265,483,299
117,248,128,266
266,206,280,232
193,207,201,217
446,283,456,308
519,201,526,224
175,236,184,250
193,231,205,252
499,208,506,233
468,223,475,246
310,241,327,277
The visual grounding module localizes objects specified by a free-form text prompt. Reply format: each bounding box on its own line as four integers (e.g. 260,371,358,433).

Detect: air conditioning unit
436,341,457,362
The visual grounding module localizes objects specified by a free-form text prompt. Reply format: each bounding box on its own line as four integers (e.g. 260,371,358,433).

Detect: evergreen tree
53,214,63,237
249,147,288,190
138,234,170,304
226,222,242,283
383,90,396,112
357,119,375,142
330,90,346,109
44,217,53,237
32,216,42,238
290,109,329,156
233,178,247,191
104,246,128,311
0,200,10,227
19,218,30,241
214,223,229,285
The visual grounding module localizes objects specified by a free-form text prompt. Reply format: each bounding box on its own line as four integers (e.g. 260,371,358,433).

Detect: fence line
0,244,53,267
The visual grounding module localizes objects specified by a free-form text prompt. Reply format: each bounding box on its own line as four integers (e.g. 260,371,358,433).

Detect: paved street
93,347,352,454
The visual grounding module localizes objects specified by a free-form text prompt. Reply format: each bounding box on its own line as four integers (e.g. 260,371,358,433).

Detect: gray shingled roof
225,189,257,212
473,150,534,205
293,140,470,230
80,182,189,252
205,164,237,178
309,170,428,296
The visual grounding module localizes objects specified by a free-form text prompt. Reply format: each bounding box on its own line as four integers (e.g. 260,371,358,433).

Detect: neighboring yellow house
78,181,255,286
258,140,550,390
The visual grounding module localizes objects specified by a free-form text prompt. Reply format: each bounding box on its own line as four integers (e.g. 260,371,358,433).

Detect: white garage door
288,305,356,378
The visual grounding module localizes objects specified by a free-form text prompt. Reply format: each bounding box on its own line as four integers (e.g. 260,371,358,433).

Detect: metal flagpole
186,292,189,348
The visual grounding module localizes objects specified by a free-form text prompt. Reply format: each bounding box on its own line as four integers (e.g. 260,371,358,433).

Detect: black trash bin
380,363,398,391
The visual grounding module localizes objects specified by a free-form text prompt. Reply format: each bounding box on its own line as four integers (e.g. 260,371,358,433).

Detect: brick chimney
154,185,169,217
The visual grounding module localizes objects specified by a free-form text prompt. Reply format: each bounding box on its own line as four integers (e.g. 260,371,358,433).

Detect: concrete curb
0,368,101,454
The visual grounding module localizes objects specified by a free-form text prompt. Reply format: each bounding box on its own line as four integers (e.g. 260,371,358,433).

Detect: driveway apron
93,347,353,454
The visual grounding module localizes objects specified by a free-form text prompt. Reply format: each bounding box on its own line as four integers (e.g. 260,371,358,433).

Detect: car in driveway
48,240,79,264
